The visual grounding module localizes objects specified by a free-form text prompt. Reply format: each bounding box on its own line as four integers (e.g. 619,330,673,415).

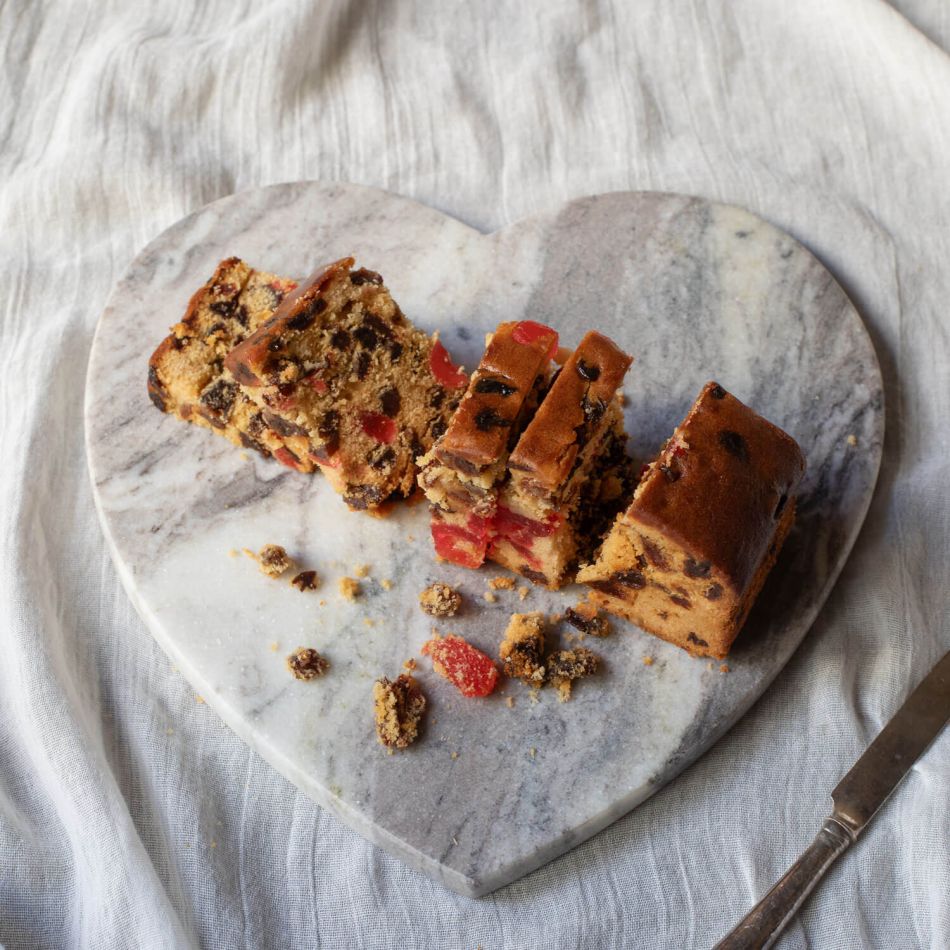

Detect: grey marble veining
84,182,883,897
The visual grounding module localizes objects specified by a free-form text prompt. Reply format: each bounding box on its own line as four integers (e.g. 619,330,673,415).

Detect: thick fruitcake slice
224,257,467,509
577,382,806,659
490,331,634,588
416,320,559,568
147,257,308,469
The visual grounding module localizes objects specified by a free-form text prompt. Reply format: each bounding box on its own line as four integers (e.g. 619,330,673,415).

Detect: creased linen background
1,1,948,947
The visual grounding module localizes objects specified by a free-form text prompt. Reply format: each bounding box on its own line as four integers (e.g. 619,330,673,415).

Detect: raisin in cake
577,382,806,659
489,331,633,588
416,321,559,567
148,257,307,468
224,258,466,510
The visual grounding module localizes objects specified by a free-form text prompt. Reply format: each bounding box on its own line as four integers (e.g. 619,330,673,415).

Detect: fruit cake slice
416,320,559,568
577,382,806,658
147,257,308,469
489,331,634,588
224,257,467,510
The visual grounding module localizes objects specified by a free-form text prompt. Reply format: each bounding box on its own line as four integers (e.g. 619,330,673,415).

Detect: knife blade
715,649,950,950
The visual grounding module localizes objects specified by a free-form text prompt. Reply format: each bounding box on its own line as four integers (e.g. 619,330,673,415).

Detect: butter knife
715,649,950,950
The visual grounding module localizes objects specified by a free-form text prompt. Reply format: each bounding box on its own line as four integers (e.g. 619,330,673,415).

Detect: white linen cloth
1,1,948,946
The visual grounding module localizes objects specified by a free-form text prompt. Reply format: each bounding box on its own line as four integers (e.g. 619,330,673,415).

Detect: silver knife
714,649,950,950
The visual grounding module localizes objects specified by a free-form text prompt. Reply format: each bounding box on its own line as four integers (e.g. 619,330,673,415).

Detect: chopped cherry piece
422,635,499,697
493,506,561,545
360,412,397,444
512,320,559,360
431,517,489,568
309,375,328,394
274,447,303,470
429,340,468,389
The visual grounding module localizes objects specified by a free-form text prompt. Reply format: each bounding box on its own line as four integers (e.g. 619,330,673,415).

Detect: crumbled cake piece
490,331,634,589
381,578,394,590
564,602,612,637
354,564,371,578
339,577,361,599
417,321,559,568
291,570,319,591
257,544,294,578
147,258,308,468
643,655,655,666
517,586,529,600
422,634,499,697
403,658,417,671
224,258,466,510
489,576,516,591
373,674,426,750
287,647,329,680
418,582,462,617
578,382,806,659
546,647,599,701
483,591,497,603
499,613,546,686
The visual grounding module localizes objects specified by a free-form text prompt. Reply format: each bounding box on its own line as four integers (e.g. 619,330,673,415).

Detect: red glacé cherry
430,517,489,568
512,321,559,360
422,635,499,697
360,412,397,444
429,340,468,389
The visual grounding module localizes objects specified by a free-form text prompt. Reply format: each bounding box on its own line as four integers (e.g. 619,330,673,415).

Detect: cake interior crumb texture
578,381,805,658
256,544,294,578
373,674,426,749
224,258,466,509
286,647,329,680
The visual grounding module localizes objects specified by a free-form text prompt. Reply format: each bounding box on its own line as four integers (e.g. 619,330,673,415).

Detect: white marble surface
85,182,883,897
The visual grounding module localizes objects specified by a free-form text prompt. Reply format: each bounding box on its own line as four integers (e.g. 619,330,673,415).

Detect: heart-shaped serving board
86,182,883,896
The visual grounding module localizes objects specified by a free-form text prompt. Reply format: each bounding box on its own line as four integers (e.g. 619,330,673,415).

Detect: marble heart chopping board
85,182,883,897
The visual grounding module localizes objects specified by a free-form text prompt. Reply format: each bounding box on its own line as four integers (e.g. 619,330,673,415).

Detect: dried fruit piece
422,635,499,697
564,602,612,637
418,582,462,618
287,647,329,680
360,412,397,444
373,674,426,749
429,339,468,389
291,570,319,591
430,516,491,569
546,647,599,701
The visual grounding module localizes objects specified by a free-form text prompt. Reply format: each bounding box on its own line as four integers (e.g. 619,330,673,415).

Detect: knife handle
713,818,853,950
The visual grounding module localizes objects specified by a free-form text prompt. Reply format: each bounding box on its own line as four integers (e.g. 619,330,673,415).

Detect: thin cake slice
148,257,307,468
490,331,634,588
416,320,559,568
225,258,467,510
577,382,806,659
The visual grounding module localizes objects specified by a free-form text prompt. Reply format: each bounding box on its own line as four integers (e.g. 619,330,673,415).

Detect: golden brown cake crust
224,258,355,387
507,331,632,494
433,321,557,473
628,382,805,594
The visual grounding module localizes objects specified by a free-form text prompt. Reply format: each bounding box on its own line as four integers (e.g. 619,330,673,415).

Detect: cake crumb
373,674,426,750
165,727,174,736
363,618,376,627
720,664,730,673
489,576,516,591
381,579,394,591
643,655,655,666
339,577,361,600
505,696,515,709
517,586,530,601
406,534,416,542
354,563,371,578
403,658,417,672
547,648,599,702
195,695,205,704
287,647,329,680
210,839,217,849
291,570,319,592
269,642,280,652
419,582,462,617
529,747,537,758
450,751,459,760
227,548,240,558
846,434,858,447
254,544,295,578
483,591,497,603
499,613,546,686
564,602,612,638
319,599,327,607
